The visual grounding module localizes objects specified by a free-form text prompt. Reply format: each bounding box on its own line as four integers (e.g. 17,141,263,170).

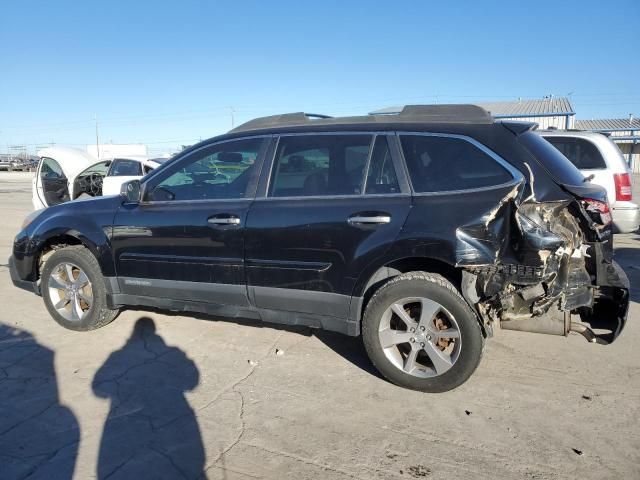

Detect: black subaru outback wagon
10,105,629,392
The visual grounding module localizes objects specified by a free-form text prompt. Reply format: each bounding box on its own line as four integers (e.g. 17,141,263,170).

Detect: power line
4,92,640,132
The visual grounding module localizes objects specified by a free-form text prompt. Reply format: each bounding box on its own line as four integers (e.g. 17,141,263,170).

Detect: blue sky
1,0,638,154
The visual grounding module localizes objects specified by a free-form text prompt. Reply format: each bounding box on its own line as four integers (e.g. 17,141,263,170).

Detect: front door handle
208,215,241,226
348,214,391,225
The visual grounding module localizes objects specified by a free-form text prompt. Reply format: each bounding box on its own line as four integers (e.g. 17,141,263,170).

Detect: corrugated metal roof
575,118,640,131
475,97,575,117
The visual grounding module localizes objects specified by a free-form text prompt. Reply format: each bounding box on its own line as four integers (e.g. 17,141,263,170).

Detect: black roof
230,104,494,135
168,105,537,172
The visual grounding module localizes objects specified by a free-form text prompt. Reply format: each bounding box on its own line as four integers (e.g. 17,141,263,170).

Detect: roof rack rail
369,104,493,123
230,104,494,134
230,112,333,133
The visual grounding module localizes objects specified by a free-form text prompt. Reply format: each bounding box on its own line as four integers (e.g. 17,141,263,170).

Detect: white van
540,130,639,233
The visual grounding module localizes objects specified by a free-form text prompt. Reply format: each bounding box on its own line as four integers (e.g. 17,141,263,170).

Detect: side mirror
120,179,141,203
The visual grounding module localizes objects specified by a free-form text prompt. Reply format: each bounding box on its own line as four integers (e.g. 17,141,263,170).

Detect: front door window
147,138,264,201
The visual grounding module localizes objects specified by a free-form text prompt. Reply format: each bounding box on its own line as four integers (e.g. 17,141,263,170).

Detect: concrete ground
0,171,638,480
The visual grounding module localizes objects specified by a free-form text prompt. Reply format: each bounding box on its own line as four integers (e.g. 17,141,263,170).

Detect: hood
37,147,99,180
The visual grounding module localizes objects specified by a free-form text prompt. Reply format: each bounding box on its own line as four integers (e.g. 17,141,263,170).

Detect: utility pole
94,114,100,159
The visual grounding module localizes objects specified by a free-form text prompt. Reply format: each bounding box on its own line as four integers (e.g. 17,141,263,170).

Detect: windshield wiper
583,174,595,183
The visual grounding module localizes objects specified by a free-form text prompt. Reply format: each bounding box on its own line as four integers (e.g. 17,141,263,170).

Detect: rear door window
399,134,513,192
365,136,400,194
109,159,143,176
268,134,372,197
519,132,586,185
543,137,606,170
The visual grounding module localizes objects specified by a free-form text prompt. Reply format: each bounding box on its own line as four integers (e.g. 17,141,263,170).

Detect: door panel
245,196,411,316
112,200,251,305
245,133,411,318
111,136,268,306
38,157,69,207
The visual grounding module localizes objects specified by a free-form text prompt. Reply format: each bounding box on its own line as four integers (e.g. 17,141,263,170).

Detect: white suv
540,130,639,233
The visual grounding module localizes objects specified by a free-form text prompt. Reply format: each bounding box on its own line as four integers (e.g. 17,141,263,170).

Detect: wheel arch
32,227,113,281
354,256,462,320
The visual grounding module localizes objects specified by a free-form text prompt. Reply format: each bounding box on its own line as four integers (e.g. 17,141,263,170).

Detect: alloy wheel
47,262,93,322
378,297,461,378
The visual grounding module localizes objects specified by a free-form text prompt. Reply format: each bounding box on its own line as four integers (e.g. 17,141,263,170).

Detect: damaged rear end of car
460,123,629,345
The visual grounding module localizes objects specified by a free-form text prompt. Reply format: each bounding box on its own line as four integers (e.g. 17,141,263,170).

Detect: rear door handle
208,215,241,226
348,214,391,225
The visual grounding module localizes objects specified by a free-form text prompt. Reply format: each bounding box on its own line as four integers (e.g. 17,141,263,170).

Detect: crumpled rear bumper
578,261,629,344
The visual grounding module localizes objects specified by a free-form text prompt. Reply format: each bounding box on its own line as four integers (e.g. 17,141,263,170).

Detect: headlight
21,209,44,230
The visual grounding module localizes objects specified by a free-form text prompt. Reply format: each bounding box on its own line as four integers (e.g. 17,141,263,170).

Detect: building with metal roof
474,97,575,130
576,117,640,133
370,97,576,130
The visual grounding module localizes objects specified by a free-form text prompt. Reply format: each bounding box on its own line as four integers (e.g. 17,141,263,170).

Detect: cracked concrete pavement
0,171,639,479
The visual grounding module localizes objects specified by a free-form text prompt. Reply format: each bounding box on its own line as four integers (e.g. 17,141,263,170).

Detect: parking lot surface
1,171,639,479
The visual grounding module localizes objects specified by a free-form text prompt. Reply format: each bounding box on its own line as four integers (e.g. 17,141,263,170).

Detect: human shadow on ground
128,306,383,380
0,323,79,479
92,317,205,479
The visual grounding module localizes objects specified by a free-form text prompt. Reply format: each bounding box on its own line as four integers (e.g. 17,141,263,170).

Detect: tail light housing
584,198,612,226
614,173,632,201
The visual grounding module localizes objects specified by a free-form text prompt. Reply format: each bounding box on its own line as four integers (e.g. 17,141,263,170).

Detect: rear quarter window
399,134,513,192
519,132,586,186
543,137,606,170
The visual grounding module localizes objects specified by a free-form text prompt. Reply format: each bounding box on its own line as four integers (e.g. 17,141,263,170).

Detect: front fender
25,196,121,279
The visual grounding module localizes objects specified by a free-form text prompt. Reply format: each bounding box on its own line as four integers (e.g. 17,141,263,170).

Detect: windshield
78,160,111,177
519,132,586,186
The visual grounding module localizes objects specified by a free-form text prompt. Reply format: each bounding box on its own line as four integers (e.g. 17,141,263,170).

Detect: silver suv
540,130,639,233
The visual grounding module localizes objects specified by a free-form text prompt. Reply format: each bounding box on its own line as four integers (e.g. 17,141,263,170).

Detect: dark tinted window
519,133,586,185
110,159,142,176
365,136,400,194
269,135,372,197
400,135,512,192
544,137,606,170
40,157,66,180
148,138,263,201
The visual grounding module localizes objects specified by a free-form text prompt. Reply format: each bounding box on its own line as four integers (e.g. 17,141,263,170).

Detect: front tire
41,245,119,331
362,271,484,392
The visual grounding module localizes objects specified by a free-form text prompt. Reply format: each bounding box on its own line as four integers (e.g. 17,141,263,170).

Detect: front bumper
8,256,40,295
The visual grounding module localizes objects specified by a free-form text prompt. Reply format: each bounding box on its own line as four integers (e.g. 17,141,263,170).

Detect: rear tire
41,245,119,331
362,271,484,392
